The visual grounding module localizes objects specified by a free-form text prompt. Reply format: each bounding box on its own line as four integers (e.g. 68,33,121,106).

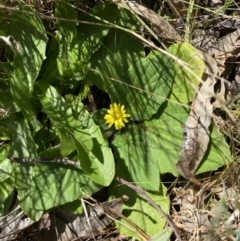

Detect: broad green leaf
113,101,232,185
0,158,12,182
33,121,57,153
10,5,47,129
9,116,99,218
0,90,20,115
10,115,41,220
113,125,160,191
10,115,38,158
150,228,173,241
144,102,233,176
58,127,76,156
168,43,205,103
0,178,14,215
0,126,11,140
61,199,83,214
0,144,11,161
29,163,101,211
118,190,169,238
36,80,92,150
0,154,13,216
118,51,174,120
196,125,233,174
40,146,65,159
86,38,174,120
74,130,115,186
13,162,44,221
73,97,115,186
36,81,115,186
109,173,169,238
84,8,144,73
85,8,147,119
72,3,118,63
0,117,16,140
54,1,78,80
0,63,13,82
35,81,77,129
87,41,204,120
55,0,77,43
10,5,47,92
42,3,117,84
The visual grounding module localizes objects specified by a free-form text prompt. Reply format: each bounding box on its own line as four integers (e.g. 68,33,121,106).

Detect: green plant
0,0,233,238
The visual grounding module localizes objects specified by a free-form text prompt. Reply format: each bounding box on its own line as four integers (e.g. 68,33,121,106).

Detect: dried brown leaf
176,74,216,185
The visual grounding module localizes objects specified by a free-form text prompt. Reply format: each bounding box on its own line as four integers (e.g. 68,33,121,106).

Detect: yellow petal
104,114,113,120
108,122,113,128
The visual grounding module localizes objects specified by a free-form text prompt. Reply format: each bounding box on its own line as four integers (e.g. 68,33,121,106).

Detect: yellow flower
104,103,130,130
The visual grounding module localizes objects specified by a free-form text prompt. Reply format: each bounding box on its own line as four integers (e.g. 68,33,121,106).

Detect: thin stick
8,156,80,166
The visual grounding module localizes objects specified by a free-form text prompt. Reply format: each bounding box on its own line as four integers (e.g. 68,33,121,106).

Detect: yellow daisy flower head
104,103,130,130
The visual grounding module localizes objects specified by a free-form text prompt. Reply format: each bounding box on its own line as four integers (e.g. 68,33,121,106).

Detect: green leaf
150,228,173,241
144,102,233,176
33,121,57,153
10,5,47,129
168,43,205,103
109,174,169,238
72,3,118,63
36,80,92,149
0,125,11,140
61,199,83,214
87,41,204,120
10,114,38,158
29,163,101,211
73,97,115,186
120,51,174,120
0,63,13,82
55,0,77,43
74,133,115,186
13,160,44,220
85,8,147,119
0,90,20,115
196,125,233,174
9,115,100,218
113,101,232,187
113,125,160,191
86,42,174,120
0,149,13,216
0,117,16,140
36,81,79,127
9,115,40,220
43,3,118,83
10,5,47,90
58,127,76,156
0,178,14,216
0,158,12,182
92,109,111,131
39,146,64,159
36,81,115,186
